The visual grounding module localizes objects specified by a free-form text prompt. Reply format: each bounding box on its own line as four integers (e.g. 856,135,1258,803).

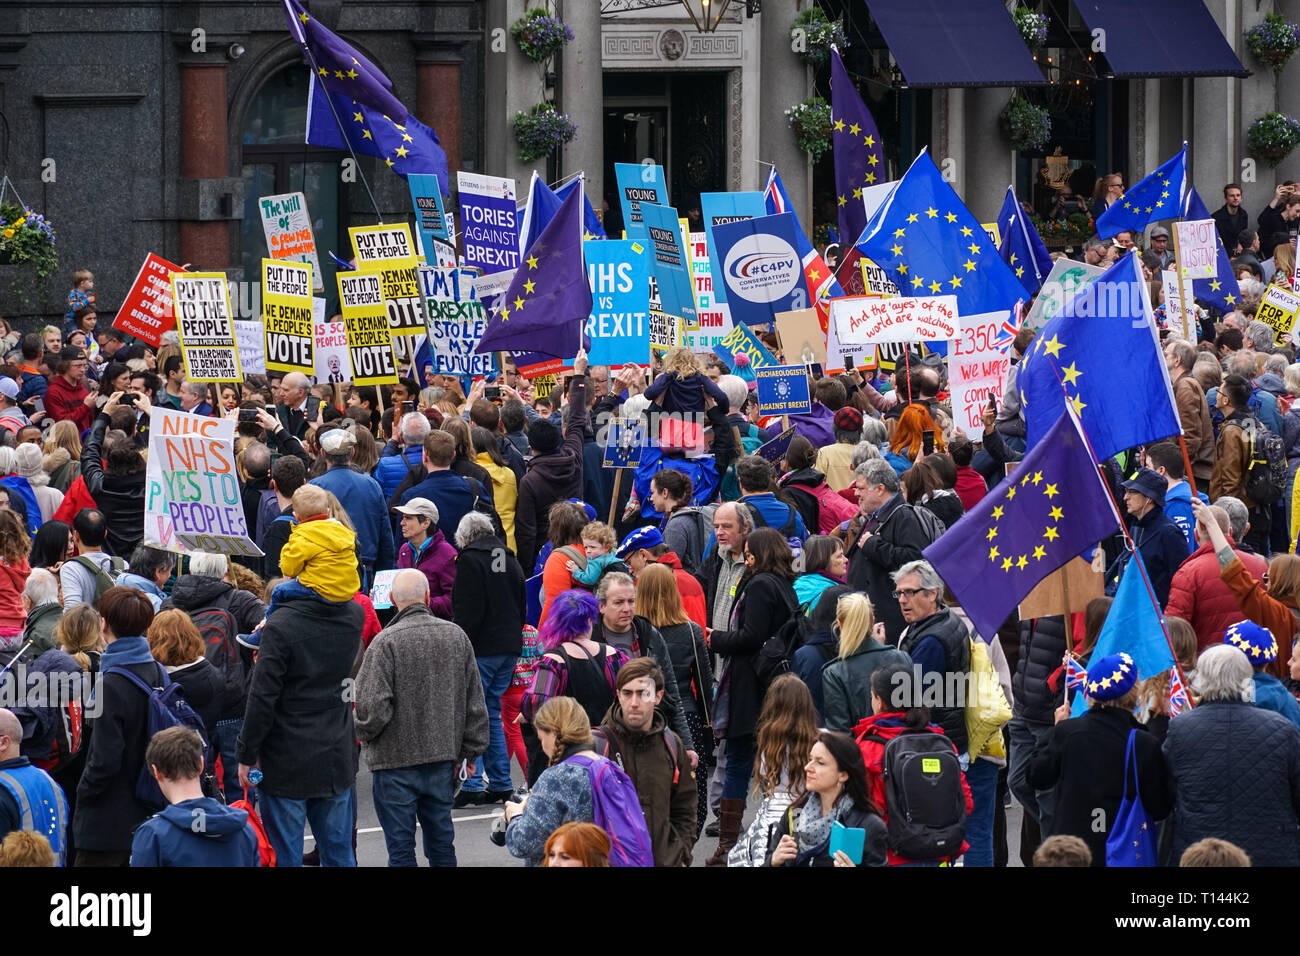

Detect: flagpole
300,50,383,221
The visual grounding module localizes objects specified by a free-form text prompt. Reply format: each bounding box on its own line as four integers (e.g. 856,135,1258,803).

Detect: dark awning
1073,0,1248,78
863,0,1047,87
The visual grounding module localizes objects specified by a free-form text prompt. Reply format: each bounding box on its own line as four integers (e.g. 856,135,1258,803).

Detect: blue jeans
212,718,248,806
461,654,516,793
721,734,756,800
962,757,999,867
1007,718,1056,832
260,788,356,867
372,761,458,866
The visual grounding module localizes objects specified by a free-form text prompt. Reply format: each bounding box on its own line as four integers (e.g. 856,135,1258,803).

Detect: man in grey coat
355,568,489,867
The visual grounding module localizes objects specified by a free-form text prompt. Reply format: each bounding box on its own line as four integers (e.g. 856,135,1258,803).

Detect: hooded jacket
451,535,526,658
44,373,93,432
954,465,987,512
1104,506,1189,608
310,467,396,571
81,414,146,557
843,494,931,645
279,517,360,603
515,377,586,573
821,640,912,733
1161,480,1204,554
654,551,707,631
591,614,695,751
129,797,259,867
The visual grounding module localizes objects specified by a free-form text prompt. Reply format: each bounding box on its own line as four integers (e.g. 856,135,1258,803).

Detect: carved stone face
659,29,685,60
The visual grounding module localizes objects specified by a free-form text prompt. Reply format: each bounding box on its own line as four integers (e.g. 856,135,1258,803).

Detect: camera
120,393,141,407
487,791,527,847
486,385,502,402
238,408,260,423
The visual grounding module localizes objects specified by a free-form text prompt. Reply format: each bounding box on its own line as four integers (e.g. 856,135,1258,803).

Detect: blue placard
756,426,796,464
754,365,811,416
602,416,648,469
456,172,519,274
713,323,778,382
408,173,450,261
614,162,667,243
640,202,697,326
585,239,650,368
712,212,810,326
701,191,766,305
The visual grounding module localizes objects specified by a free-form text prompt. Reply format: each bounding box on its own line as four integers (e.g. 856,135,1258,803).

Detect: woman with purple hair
518,589,628,785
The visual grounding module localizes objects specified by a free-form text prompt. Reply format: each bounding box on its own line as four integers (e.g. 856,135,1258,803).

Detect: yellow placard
261,259,315,375
349,223,418,270
337,271,399,386
172,272,242,382
980,221,1002,249
350,223,425,339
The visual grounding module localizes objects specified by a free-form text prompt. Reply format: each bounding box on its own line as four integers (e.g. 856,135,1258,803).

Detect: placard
258,191,323,291
1174,218,1218,279
261,259,315,375
1024,258,1105,329
314,315,350,385
408,173,452,263
1257,284,1300,348
755,366,812,416
641,202,697,326
858,257,901,297
233,320,266,377
980,222,1002,249
349,223,418,271
172,273,241,382
700,191,766,306
116,253,181,347
144,407,262,557
951,311,1011,440
586,239,650,368
832,295,958,345
683,231,735,353
713,323,777,380
337,271,398,386
648,310,679,360
614,162,667,244
602,416,648,469
420,266,493,377
712,213,809,326
775,308,827,367
1160,269,1199,341
370,569,400,610
756,425,797,464
457,171,519,273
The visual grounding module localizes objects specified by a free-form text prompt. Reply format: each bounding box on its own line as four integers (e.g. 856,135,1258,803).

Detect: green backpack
70,555,127,608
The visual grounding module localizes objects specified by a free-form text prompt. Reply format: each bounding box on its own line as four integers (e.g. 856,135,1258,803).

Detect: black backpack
783,486,821,538
1244,417,1287,505
862,729,967,860
752,586,805,692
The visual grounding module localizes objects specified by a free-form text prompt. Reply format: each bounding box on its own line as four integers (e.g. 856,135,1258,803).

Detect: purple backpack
566,753,654,867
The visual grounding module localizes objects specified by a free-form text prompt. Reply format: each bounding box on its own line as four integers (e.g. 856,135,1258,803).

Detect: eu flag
555,178,608,241
283,0,407,120
924,408,1121,643
474,186,593,358
307,77,448,183
830,48,885,247
1096,145,1187,239
855,150,1026,318
998,186,1053,296
519,172,564,256
1182,185,1241,312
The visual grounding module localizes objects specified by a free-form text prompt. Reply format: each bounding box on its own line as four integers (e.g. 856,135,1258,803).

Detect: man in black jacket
1008,613,1067,861
450,512,525,807
81,391,150,558
1212,183,1248,254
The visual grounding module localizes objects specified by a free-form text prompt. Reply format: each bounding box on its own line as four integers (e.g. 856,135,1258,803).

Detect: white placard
951,311,1011,440
832,295,958,345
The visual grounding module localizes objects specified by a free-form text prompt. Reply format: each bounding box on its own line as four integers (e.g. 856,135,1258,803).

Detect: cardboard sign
374,260,426,340
421,266,493,377
602,416,648,469
641,202,697,326
145,407,262,557
1024,258,1105,329
261,259,315,375
858,257,901,297
585,239,651,368
775,308,827,367
1257,284,1300,348
683,231,735,353
314,316,350,384
370,569,400,609
614,162,667,244
980,222,1002,250
173,273,241,382
648,311,680,360
755,365,812,416
348,223,417,272
408,173,452,264
832,295,958,345
756,425,797,464
1160,269,1199,341
1175,219,1218,279
116,253,181,346
457,171,519,273
337,271,398,386
712,213,809,326
951,311,1011,440
713,323,777,380
258,192,323,291
233,320,266,376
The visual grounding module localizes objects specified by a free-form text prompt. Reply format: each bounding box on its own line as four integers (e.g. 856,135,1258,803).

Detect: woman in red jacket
0,509,32,640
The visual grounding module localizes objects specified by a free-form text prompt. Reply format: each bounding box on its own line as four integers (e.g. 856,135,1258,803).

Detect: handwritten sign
755,365,812,416
370,569,400,609
1175,219,1218,279
421,266,492,377
145,407,261,557
337,272,398,386
832,295,958,345
261,259,315,375
951,312,1011,440
648,310,679,360
1024,258,1104,329
1257,284,1300,348
233,320,266,376
173,274,241,382
116,253,180,347
258,192,323,291
1160,270,1199,341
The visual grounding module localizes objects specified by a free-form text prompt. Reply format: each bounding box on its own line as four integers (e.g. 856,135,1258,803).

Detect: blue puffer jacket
374,444,424,500
1254,672,1300,731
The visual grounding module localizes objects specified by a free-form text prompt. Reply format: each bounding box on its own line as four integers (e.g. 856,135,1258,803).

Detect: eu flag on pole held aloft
1018,252,1181,463
307,79,448,183
1182,185,1241,312
998,186,1053,296
474,185,593,359
519,172,564,256
555,177,608,241
1095,144,1188,239
923,408,1121,643
830,47,885,248
284,0,407,120
855,150,1026,319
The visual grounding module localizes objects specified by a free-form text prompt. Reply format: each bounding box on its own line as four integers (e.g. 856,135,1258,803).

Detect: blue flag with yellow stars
284,0,407,120
306,78,448,183
1071,550,1174,717
1019,252,1181,463
1182,185,1240,312
855,150,1026,317
1096,144,1187,239
923,408,1121,643
998,186,1053,296
830,47,885,247
556,177,608,241
474,185,593,358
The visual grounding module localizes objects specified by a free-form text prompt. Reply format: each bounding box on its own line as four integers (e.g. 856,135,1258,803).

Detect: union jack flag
1169,667,1190,716
1065,655,1088,691
993,299,1024,351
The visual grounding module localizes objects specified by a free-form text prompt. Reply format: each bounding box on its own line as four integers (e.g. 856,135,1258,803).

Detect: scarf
99,635,156,669
795,791,850,856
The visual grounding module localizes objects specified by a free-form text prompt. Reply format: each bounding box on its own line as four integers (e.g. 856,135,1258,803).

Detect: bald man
0,706,70,864
275,371,316,440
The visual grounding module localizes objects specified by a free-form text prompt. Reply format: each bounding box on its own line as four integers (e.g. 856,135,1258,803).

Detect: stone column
483,0,536,190
963,87,1012,222
1272,0,1300,189
1192,0,1236,201
559,0,603,209
758,10,808,220
179,62,229,268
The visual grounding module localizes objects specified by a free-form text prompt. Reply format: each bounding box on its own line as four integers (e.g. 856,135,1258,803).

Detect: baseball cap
319,428,357,454
394,497,440,524
0,378,19,401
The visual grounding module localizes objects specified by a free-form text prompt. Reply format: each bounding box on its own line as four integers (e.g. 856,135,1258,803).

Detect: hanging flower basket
513,102,577,164
0,200,58,310
785,97,833,161
790,8,847,68
1247,111,1300,166
510,8,574,64
1000,96,1051,152
1246,13,1300,72
1013,6,1049,53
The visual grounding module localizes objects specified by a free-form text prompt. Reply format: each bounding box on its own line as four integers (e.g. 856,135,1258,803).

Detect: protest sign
370,569,400,610
981,222,1002,249
337,271,398,386
314,315,350,384
648,311,679,360
116,253,181,346
457,171,519,273
408,173,452,264
684,231,734,353
775,308,827,367
349,224,425,341
713,323,777,381
421,266,493,377
1257,284,1300,348
586,239,650,368
258,192,323,291
756,425,796,465
875,342,930,374
858,257,901,297
951,311,1011,440
701,191,766,306
261,259,315,375
1161,269,1199,341
602,416,648,469
145,407,261,557
614,162,667,243
713,213,810,326
233,321,266,376
755,366,812,416
1175,219,1218,279
173,273,241,382
1024,258,1104,329
832,295,958,345
349,223,417,271
640,202,697,325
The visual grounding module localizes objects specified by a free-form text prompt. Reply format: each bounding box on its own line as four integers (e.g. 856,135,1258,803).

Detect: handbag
1105,729,1157,867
